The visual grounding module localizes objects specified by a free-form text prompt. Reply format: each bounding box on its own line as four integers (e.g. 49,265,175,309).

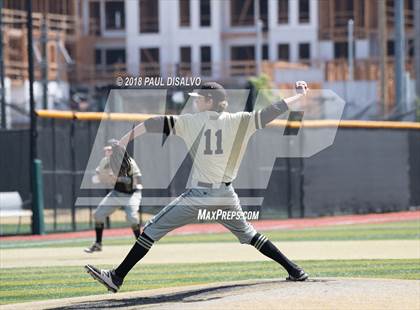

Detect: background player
84,140,143,253
85,81,309,291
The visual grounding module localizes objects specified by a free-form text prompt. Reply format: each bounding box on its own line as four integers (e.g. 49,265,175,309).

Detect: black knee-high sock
115,232,154,279
251,233,298,274
95,223,104,244
131,224,140,239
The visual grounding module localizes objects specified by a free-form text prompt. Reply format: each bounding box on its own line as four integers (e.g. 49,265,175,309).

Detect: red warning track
1,210,419,242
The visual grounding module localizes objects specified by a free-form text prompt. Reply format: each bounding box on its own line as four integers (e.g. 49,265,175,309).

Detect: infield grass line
1,220,419,249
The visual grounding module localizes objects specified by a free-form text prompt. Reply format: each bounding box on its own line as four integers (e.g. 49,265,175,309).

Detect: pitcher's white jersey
170,110,262,184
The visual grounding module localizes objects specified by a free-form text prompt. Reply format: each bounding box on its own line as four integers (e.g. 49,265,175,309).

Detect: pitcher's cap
188,82,227,103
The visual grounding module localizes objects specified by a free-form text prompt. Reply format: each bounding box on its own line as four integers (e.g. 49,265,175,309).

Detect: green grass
0,259,419,305
1,220,419,249
0,221,131,235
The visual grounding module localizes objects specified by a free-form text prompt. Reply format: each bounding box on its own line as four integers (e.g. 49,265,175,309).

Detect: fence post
52,118,57,231
0,0,6,129
299,130,305,218
88,120,93,229
70,117,76,231
32,159,45,235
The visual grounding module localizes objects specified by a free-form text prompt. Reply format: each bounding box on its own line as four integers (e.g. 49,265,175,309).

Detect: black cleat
85,264,123,293
84,242,102,253
286,269,309,281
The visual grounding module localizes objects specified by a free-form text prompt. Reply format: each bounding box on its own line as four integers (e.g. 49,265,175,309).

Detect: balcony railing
298,11,310,23
325,58,415,81
319,8,415,40
177,63,193,76
139,63,161,77
7,56,416,88
68,63,127,84
139,17,159,33
228,60,256,77
2,8,79,37
230,14,268,29
64,61,258,85
200,14,211,27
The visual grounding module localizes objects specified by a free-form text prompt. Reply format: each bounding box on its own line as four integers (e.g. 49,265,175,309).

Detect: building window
334,42,356,59
95,49,102,65
231,45,255,76
200,0,211,27
179,46,192,74
277,44,290,61
407,0,414,10
105,49,126,65
408,39,414,57
140,48,160,76
299,43,311,61
230,0,268,29
231,46,255,61
334,42,348,59
89,1,100,35
298,0,310,23
260,0,269,31
334,0,354,27
139,0,159,33
179,0,190,27
387,40,394,57
105,1,125,30
200,46,212,76
262,44,269,60
231,0,253,26
95,48,125,68
278,0,288,24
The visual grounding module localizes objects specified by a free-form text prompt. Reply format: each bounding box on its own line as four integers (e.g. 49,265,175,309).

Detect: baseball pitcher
84,140,142,253
86,81,309,291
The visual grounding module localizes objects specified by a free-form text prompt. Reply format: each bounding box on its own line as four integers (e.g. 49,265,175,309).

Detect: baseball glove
295,81,308,95
108,139,130,178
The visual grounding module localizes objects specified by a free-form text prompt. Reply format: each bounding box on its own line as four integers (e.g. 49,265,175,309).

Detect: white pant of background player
84,190,141,253
94,190,141,225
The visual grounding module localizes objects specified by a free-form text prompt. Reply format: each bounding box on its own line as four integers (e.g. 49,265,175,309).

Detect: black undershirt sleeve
259,100,289,128
144,116,176,136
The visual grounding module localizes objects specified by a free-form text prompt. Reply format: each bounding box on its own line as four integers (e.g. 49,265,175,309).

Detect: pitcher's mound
4,278,420,310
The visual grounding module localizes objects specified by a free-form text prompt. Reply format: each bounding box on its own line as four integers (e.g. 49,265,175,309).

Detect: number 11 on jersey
204,129,223,155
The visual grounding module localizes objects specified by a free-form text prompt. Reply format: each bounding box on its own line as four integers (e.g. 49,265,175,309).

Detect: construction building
0,0,418,124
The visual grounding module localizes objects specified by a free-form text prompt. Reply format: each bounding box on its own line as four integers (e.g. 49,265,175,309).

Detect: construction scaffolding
2,8,78,83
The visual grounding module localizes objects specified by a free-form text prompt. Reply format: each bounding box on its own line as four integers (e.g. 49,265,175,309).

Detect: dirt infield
2,240,419,268
3,278,419,310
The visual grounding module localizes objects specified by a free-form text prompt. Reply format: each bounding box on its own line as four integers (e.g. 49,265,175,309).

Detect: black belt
197,181,231,188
